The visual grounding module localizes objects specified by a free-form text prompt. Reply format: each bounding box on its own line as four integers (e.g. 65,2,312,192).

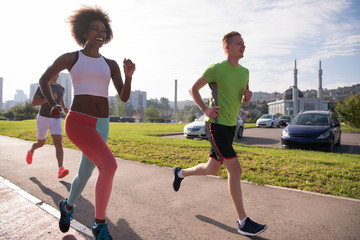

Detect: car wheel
237,127,244,138
270,122,274,128
277,123,280,128
336,134,341,146
327,138,334,152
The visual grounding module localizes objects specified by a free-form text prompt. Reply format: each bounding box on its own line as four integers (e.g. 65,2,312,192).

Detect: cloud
318,35,360,58
0,0,359,102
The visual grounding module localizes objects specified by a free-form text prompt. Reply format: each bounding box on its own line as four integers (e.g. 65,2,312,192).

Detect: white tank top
70,51,111,98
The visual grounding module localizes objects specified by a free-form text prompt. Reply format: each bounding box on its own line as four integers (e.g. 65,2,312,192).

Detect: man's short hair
222,31,241,49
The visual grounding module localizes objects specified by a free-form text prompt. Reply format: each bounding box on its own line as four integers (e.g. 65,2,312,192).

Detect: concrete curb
0,176,93,238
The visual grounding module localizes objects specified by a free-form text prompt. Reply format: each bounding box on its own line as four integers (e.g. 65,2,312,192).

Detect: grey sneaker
237,217,267,236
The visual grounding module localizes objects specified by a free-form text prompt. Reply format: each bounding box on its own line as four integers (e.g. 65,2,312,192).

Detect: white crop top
70,51,111,98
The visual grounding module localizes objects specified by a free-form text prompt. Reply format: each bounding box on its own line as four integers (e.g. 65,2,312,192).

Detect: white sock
239,216,248,226
177,169,184,178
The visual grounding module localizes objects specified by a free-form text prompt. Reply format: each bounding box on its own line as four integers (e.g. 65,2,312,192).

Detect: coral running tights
65,111,117,220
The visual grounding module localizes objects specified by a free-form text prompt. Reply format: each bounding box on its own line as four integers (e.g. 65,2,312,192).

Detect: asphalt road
237,127,360,154
1,135,360,240
170,127,360,154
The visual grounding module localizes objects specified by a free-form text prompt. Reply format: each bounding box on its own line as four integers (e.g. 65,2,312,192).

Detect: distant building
14,89,27,103
128,90,147,110
57,73,72,108
268,60,329,116
4,100,16,110
29,72,72,108
29,83,39,101
0,77,3,110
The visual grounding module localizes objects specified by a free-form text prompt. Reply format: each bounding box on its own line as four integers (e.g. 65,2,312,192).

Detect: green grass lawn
341,124,360,133
0,120,359,199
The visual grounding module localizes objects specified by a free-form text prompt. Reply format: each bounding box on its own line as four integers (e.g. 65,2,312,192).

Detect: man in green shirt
173,31,267,236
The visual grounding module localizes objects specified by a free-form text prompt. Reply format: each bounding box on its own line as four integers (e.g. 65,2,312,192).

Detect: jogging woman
39,6,135,240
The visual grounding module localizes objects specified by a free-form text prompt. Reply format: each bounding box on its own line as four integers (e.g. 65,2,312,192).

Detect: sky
1,0,359,102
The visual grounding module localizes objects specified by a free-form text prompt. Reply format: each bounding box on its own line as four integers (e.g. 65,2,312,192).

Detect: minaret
317,60,323,110
293,60,299,116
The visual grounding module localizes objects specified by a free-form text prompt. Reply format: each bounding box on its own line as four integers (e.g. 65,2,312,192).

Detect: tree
328,99,336,112
147,98,171,118
147,99,160,108
109,106,115,116
259,101,269,114
125,104,134,117
335,93,360,128
176,105,202,122
159,97,171,117
11,102,38,120
114,94,126,117
144,105,161,121
2,110,15,120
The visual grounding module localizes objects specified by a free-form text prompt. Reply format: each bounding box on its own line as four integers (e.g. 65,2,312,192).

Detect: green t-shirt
202,60,249,126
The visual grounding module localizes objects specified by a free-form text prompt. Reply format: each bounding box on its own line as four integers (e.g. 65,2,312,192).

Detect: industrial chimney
293,60,299,116
317,60,323,110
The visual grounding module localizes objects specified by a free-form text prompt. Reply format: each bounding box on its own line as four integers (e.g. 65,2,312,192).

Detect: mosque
267,60,329,116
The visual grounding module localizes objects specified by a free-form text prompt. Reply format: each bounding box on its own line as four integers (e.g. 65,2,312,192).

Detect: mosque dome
282,87,303,100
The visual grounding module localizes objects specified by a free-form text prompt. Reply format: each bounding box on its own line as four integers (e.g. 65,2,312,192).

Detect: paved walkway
0,177,91,240
0,135,359,240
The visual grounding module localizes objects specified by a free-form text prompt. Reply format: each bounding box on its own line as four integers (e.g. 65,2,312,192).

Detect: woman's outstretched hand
123,58,136,79
50,105,62,118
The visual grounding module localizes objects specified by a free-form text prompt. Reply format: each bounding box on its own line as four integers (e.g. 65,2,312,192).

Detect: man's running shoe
26,150,33,164
92,220,113,240
172,166,184,192
58,199,73,233
58,167,69,178
237,217,267,236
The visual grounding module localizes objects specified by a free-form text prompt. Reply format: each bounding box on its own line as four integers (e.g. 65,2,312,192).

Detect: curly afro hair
67,6,113,47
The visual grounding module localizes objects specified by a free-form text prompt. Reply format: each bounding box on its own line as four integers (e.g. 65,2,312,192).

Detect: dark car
278,115,293,126
109,116,120,122
120,117,135,122
281,110,341,152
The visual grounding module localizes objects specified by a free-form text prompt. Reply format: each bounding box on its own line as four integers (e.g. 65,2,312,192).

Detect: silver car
256,114,280,128
184,115,244,140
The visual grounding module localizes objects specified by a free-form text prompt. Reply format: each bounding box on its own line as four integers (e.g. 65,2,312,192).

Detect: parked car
278,115,293,126
256,114,280,128
109,116,120,122
281,110,341,152
184,115,244,140
110,116,135,123
119,117,135,122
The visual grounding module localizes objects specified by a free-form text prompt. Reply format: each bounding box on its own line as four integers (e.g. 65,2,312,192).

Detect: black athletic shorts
205,122,237,164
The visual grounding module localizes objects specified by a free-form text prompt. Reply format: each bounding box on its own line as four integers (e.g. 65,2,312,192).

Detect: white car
256,114,280,128
184,115,244,140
